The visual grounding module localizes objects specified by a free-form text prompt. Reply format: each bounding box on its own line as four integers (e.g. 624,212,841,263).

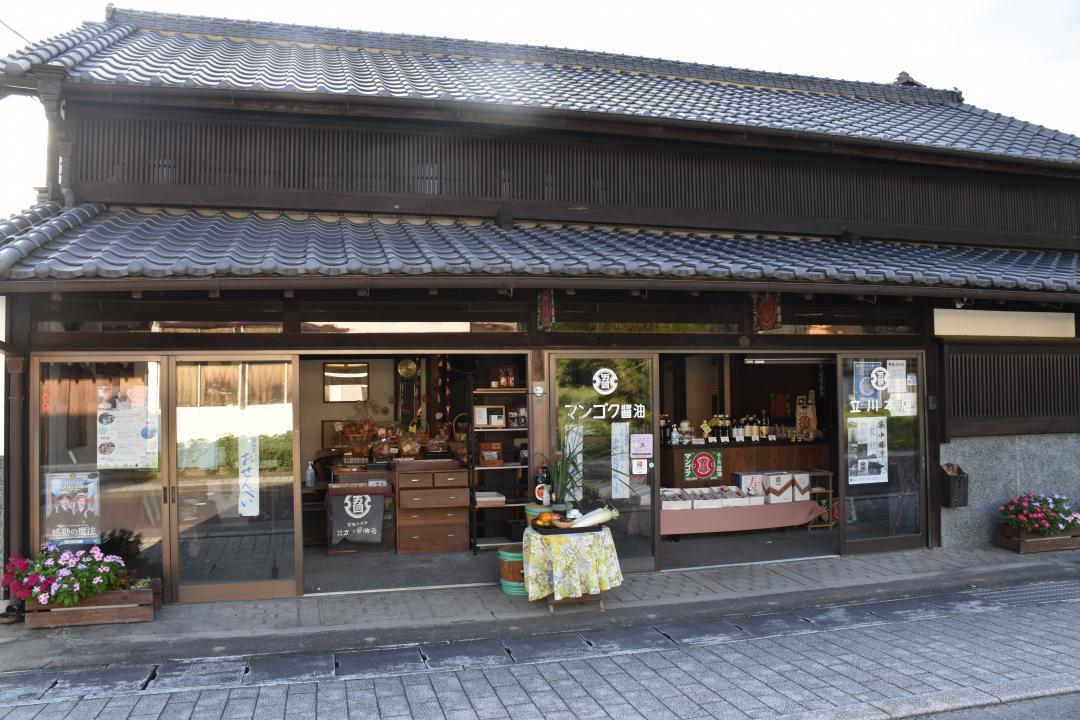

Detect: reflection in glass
39,362,164,582
550,322,740,334
323,362,369,402
176,361,295,585
841,357,923,541
555,358,653,562
301,321,520,333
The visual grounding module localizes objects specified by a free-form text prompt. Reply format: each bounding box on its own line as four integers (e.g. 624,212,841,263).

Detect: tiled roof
4,8,1080,167
2,204,1079,293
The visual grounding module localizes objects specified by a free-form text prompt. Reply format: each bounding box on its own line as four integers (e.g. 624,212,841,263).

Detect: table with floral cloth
521,526,623,602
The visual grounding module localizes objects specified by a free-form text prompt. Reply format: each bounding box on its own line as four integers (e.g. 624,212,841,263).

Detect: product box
719,486,751,507
762,472,794,503
734,472,764,497
690,487,726,509
791,472,811,502
661,488,693,511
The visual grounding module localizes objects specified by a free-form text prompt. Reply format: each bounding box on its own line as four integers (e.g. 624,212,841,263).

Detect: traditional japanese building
1,7,1078,602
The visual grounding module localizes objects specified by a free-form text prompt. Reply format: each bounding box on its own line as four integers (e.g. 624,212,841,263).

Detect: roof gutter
2,275,1076,305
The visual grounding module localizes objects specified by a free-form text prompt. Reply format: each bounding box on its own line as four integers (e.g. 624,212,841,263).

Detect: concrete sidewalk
0,545,1077,671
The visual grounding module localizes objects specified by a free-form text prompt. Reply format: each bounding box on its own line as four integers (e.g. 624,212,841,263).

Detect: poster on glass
96,382,159,470
44,471,101,545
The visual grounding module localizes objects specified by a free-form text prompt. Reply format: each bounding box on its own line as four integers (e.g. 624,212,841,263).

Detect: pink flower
37,594,48,605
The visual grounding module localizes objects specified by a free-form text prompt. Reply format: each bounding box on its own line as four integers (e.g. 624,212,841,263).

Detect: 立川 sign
681,450,723,482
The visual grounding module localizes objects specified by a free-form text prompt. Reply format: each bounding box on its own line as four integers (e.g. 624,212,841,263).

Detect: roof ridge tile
2,21,111,75
104,6,960,104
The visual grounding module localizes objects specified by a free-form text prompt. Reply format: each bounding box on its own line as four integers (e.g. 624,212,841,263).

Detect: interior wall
299,358,395,466
683,355,714,424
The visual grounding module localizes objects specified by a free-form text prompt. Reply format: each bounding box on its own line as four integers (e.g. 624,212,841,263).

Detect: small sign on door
631,457,649,475
630,433,654,458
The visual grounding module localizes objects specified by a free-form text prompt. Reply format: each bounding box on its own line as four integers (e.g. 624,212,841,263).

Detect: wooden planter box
23,588,155,629
996,523,1080,554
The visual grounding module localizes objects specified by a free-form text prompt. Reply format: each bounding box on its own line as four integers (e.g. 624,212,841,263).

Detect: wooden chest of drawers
394,460,469,554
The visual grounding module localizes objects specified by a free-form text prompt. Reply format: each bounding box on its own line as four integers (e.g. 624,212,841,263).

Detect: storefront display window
841,356,924,543
554,356,654,567
38,361,164,582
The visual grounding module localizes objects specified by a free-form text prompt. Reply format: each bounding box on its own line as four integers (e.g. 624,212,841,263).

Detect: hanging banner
537,289,556,331
752,293,782,332
44,472,100,546
846,415,888,484
96,383,159,470
611,421,630,499
237,435,260,517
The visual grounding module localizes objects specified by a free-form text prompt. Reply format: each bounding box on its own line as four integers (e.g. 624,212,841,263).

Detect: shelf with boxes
469,381,530,553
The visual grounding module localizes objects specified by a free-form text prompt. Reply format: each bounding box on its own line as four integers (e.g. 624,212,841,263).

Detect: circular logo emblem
798,414,812,429
870,366,890,392
690,452,716,479
592,368,618,396
343,494,372,520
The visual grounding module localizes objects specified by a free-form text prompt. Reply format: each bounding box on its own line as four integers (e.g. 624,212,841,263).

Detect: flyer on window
43,472,101,545
846,415,889,485
96,383,159,470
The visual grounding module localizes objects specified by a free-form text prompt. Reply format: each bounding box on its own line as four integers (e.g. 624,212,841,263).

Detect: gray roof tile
4,9,1080,166
2,204,1079,296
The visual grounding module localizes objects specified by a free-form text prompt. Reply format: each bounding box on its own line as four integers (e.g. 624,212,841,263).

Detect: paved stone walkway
2,579,1080,719
0,545,1077,672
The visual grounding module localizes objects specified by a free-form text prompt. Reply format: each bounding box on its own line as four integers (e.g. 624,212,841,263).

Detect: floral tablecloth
522,526,623,602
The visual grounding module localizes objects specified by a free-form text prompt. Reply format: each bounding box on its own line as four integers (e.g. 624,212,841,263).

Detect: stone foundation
939,434,1080,548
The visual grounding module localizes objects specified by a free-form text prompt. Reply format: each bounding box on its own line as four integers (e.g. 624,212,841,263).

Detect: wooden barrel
498,544,524,586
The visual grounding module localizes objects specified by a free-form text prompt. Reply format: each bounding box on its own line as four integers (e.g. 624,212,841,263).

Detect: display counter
660,500,825,535
659,440,829,488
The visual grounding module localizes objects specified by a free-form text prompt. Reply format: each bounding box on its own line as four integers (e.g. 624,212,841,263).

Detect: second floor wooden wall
67,103,1080,250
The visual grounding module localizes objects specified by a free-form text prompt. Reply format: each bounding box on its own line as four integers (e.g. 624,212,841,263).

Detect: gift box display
763,472,794,503
791,472,811,502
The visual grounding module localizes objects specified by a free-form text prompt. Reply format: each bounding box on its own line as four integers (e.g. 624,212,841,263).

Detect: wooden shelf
473,388,528,394
474,464,528,471
473,427,528,433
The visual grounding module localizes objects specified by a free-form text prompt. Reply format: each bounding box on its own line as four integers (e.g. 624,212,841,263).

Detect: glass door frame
29,351,304,605
28,352,172,596
166,354,302,604
835,350,929,555
545,350,661,573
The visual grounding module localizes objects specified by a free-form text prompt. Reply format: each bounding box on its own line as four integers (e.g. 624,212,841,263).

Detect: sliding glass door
35,358,166,584
838,352,927,553
172,358,299,601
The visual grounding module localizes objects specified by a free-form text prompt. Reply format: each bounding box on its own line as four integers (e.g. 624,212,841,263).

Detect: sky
2,0,1080,217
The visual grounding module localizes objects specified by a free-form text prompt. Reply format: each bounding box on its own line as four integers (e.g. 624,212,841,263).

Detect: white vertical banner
237,435,260,517
567,423,584,502
610,421,630,499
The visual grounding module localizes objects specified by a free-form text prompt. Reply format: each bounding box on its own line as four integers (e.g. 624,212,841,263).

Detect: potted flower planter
996,523,1080,554
23,587,155,629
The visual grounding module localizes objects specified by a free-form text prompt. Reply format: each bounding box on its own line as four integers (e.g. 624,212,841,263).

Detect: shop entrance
298,352,533,594
657,351,927,568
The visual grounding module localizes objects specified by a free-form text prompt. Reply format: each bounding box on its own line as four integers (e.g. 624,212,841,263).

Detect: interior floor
659,527,839,569
302,547,500,593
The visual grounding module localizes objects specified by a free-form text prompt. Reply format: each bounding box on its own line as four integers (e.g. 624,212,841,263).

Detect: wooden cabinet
394,460,469,554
